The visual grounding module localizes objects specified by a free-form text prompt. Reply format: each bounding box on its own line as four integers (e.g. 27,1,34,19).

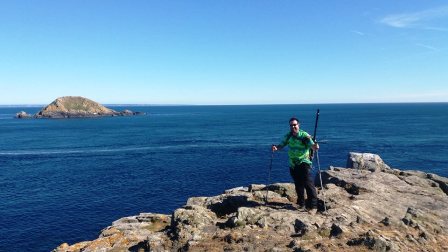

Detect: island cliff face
53,153,448,252
17,96,144,118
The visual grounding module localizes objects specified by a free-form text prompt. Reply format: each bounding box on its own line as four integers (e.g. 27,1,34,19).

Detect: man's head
289,117,300,134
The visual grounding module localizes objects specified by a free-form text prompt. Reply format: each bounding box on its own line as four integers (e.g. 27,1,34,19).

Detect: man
272,117,319,212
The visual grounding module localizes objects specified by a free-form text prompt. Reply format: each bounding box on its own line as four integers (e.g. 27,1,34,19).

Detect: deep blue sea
1,104,447,251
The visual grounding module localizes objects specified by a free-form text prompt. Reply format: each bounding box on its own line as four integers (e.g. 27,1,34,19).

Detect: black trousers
289,162,318,208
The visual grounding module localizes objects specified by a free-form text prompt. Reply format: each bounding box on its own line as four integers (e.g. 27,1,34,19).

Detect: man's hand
272,145,278,152
311,143,319,151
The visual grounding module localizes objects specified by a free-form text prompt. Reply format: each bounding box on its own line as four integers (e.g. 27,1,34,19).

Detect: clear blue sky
1,1,447,105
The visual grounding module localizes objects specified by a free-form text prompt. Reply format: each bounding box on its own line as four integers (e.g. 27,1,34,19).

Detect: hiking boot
296,202,306,211
297,204,306,211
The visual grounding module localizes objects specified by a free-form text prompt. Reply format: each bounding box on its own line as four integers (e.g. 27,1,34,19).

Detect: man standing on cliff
272,117,319,213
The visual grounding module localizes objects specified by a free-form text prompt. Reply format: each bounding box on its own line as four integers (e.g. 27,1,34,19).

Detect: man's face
289,120,299,134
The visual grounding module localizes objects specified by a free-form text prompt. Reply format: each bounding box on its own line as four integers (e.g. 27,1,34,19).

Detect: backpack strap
286,132,310,146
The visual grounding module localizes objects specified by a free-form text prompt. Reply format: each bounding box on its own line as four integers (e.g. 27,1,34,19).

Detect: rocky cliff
53,153,448,252
17,96,144,118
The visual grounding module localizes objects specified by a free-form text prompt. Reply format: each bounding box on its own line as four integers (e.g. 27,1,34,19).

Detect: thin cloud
415,43,438,51
423,26,448,31
379,5,448,29
351,30,365,36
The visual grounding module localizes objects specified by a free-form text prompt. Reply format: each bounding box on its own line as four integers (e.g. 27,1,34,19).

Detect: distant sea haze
1,103,447,252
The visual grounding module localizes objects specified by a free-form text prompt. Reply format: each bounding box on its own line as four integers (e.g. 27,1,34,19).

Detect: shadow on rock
209,195,261,216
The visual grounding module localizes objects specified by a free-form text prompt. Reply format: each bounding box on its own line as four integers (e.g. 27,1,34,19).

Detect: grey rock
118,109,146,116
121,109,134,115
293,219,308,236
15,111,32,118
330,223,343,237
347,230,396,251
380,217,390,226
225,186,249,193
206,193,259,216
249,184,266,192
171,205,217,243
266,183,297,203
427,173,448,196
347,152,391,172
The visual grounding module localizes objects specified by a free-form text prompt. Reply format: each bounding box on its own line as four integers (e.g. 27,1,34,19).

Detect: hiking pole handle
312,109,320,142
310,109,320,159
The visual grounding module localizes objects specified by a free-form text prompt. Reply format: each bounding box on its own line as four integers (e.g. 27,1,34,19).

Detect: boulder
347,152,391,172
170,205,218,245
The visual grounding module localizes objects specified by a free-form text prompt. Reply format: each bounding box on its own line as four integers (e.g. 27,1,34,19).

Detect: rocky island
53,153,448,252
16,96,145,119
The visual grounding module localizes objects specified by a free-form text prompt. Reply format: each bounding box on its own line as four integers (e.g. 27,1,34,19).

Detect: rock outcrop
17,96,145,118
15,111,32,119
53,153,448,252
346,152,391,172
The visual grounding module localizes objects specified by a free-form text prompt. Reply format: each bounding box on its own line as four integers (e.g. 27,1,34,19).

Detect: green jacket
277,130,314,167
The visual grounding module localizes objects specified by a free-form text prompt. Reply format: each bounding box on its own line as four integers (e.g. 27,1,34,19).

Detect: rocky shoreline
53,153,448,252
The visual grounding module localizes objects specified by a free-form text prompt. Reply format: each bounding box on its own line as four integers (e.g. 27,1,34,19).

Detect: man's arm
272,133,289,152
304,133,319,151
307,135,319,151
272,142,286,151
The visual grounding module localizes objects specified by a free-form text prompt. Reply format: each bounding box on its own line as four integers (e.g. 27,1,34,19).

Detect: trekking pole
316,150,327,213
310,109,320,160
311,109,327,213
265,150,274,204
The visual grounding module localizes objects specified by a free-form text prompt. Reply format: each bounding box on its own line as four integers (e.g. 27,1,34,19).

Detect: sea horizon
1,101,447,107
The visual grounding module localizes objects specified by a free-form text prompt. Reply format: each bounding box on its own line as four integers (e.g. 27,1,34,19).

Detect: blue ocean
1,104,447,251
